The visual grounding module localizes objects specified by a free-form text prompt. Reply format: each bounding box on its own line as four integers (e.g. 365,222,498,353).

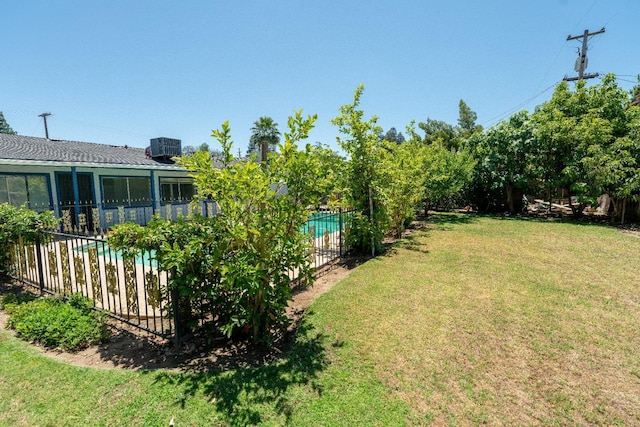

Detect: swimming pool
76,241,157,267
73,211,347,265
301,212,344,238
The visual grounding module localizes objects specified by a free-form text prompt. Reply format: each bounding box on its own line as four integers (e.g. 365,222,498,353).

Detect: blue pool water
76,242,157,267
301,212,342,238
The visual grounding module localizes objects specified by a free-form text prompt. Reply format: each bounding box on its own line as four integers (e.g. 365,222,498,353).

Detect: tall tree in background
631,75,640,106
457,99,482,140
247,116,281,158
0,112,16,134
379,127,406,144
417,118,458,149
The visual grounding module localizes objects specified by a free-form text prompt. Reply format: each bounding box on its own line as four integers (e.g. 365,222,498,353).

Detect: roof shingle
0,134,179,167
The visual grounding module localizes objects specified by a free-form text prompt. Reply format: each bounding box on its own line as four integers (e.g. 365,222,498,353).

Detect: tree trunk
621,198,627,225
611,199,619,223
506,184,514,213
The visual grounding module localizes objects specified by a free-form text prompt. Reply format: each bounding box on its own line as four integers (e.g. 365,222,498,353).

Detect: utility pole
38,112,52,139
563,27,605,82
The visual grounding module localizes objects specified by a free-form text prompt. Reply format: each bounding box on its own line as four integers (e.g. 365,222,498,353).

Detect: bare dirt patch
620,228,640,238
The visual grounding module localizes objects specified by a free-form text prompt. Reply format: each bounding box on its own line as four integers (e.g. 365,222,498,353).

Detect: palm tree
247,116,281,160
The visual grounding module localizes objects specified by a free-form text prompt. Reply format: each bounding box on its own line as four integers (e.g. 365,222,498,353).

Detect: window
102,177,152,208
160,177,195,203
0,174,51,211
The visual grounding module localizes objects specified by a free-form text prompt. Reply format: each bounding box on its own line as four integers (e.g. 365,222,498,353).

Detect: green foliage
379,127,406,144
332,84,387,254
467,110,538,212
466,74,640,219
378,140,427,237
332,87,476,247
247,116,281,158
0,203,58,273
417,118,458,149
458,99,483,138
403,120,476,211
416,100,481,151
5,295,108,351
110,112,322,343
0,293,37,311
0,111,16,134
529,74,640,220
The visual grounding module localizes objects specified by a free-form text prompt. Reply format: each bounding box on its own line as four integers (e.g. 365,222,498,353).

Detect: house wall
0,162,212,232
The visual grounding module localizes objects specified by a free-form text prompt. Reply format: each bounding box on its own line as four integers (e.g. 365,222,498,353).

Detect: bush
0,292,37,311
5,294,109,352
110,115,322,344
0,203,58,273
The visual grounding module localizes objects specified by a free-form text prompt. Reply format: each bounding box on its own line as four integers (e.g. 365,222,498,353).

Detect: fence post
339,208,343,257
170,267,194,349
35,235,45,295
170,268,183,347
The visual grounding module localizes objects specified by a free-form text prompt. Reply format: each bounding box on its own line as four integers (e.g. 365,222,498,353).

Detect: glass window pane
161,183,172,202
180,182,195,201
128,177,151,206
7,176,28,207
26,175,51,211
0,176,8,204
103,177,129,207
160,178,194,203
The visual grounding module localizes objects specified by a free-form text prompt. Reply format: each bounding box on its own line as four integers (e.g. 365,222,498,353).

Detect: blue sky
3,0,639,155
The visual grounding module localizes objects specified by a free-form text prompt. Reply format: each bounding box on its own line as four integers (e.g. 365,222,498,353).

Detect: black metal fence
7,209,354,340
8,231,175,337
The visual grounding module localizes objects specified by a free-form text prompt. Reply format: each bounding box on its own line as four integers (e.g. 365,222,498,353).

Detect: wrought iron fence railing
6,208,355,340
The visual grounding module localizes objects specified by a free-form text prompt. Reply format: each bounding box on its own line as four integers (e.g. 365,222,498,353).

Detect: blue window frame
101,176,152,208
0,173,52,211
159,177,195,204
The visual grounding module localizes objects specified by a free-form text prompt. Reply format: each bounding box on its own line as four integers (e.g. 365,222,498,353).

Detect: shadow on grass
426,211,478,229
383,212,479,256
392,233,430,254
0,279,39,305
152,320,327,426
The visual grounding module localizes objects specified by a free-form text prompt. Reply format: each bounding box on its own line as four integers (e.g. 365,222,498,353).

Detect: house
0,134,215,232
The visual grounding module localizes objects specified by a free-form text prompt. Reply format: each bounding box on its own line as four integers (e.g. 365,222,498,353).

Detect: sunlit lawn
1,213,639,426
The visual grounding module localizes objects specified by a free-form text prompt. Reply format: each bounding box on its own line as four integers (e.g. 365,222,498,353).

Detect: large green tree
457,99,482,139
379,127,406,144
0,112,16,134
332,84,386,255
247,116,281,158
468,110,539,213
406,121,476,212
531,74,639,220
416,100,481,151
417,118,458,149
110,112,323,343
378,139,427,237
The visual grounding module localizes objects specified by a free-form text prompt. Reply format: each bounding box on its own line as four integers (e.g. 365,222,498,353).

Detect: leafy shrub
110,114,322,343
6,295,108,351
0,203,58,273
0,292,37,311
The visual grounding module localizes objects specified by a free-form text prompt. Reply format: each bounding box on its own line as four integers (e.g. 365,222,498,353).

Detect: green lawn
2,213,640,426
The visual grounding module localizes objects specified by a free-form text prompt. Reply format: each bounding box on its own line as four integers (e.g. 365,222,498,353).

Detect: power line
570,0,599,35
481,82,558,127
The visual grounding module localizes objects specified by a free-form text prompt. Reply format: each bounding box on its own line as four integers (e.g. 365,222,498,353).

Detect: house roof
0,134,183,169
